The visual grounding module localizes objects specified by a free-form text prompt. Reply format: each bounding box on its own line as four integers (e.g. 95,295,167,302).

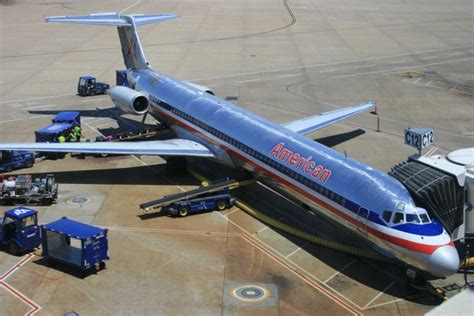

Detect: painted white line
388,60,406,64
462,132,474,135
279,73,303,78
362,281,395,309
414,78,421,84
0,116,44,123
80,97,109,103
320,68,339,73
424,146,439,157
324,259,356,284
224,208,240,217
365,297,403,309
236,78,261,84
354,64,375,69
448,52,463,56
120,0,141,13
189,45,474,82
328,57,474,80
24,103,56,110
0,23,45,28
285,242,309,258
0,94,74,104
419,56,437,60
424,80,433,86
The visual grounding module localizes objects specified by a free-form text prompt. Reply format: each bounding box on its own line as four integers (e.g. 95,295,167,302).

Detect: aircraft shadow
314,129,366,147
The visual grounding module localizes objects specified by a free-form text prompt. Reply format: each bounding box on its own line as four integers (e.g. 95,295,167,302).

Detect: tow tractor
1,174,58,206
78,76,110,96
0,207,41,255
0,150,35,172
140,179,238,217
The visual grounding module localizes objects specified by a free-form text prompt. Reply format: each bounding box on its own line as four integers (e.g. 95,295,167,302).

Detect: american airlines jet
0,13,460,278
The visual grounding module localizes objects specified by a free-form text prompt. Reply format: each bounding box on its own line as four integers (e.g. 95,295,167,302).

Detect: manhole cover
69,197,90,204
232,285,269,302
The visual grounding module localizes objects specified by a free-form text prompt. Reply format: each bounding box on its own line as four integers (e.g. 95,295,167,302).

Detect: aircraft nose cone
428,246,460,277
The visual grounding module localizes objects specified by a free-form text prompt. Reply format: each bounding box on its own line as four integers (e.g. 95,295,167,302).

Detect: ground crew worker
73,126,82,141
58,134,66,143
68,130,77,142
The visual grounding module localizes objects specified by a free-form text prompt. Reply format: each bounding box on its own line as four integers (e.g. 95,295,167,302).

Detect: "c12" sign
404,128,434,150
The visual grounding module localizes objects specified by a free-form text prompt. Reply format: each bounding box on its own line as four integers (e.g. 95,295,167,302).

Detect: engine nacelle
108,86,150,115
185,82,215,96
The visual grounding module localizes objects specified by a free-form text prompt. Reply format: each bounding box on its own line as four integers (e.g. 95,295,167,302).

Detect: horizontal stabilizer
0,139,214,157
283,101,376,136
45,12,179,27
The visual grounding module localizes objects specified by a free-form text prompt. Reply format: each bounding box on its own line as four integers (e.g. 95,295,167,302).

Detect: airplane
0,12,459,278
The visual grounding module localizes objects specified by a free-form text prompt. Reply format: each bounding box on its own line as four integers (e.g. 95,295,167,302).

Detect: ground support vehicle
0,207,41,255
51,111,81,129
78,76,110,96
1,174,58,206
0,150,35,172
140,179,237,216
41,217,109,271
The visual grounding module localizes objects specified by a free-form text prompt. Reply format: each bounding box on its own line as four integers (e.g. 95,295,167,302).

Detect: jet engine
108,86,150,115
185,82,215,96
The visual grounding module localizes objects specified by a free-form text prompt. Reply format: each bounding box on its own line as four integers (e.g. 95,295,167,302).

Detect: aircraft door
356,207,369,235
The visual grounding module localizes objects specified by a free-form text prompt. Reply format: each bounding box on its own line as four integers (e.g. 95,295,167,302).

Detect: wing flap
283,101,375,136
0,139,214,157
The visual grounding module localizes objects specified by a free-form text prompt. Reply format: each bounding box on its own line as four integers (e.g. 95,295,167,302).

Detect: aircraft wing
282,101,376,136
0,139,214,157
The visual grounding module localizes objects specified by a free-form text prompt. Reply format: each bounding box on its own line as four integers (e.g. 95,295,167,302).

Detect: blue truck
0,207,41,255
0,150,35,172
41,217,109,271
78,76,110,96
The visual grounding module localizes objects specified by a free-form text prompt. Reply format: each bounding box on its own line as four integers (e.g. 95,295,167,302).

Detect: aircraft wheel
7,241,20,256
216,200,227,211
178,206,189,217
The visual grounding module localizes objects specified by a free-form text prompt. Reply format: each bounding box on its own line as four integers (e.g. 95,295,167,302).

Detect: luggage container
41,217,109,271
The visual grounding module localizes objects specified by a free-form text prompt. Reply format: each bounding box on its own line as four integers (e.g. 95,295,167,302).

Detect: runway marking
362,281,396,310
213,211,364,312
254,216,284,235
462,132,474,135
80,97,109,103
389,60,406,64
0,94,74,104
278,73,303,78
354,64,375,69
328,57,474,80
24,103,56,110
0,116,44,123
236,78,261,84
320,68,340,73
285,241,309,258
120,0,142,13
448,52,463,56
0,254,41,316
424,146,439,157
323,259,356,284
189,45,474,82
419,56,437,60
364,297,404,310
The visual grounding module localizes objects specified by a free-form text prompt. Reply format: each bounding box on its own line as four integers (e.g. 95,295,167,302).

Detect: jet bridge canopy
389,159,464,234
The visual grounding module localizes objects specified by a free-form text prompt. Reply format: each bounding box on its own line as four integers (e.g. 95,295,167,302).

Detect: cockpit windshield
380,206,431,226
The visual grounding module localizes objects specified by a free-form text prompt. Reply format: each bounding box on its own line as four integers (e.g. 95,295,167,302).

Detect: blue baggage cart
41,217,109,271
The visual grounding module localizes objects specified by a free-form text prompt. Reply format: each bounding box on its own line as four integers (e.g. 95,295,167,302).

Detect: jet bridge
389,148,474,244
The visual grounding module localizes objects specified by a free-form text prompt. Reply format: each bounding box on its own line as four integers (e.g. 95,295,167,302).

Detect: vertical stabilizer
45,12,179,70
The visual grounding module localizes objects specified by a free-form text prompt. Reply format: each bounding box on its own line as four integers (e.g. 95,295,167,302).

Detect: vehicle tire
7,241,20,256
216,200,227,211
178,206,189,217
100,153,109,158
99,261,106,270
5,164,13,172
25,159,34,168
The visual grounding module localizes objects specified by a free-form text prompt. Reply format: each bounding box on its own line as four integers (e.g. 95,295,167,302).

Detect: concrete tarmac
1,0,473,315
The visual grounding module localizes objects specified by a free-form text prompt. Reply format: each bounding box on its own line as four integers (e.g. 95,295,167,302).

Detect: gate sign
404,128,434,150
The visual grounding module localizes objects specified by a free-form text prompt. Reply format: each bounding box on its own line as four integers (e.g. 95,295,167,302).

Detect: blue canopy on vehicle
52,112,80,123
42,217,106,239
5,207,38,219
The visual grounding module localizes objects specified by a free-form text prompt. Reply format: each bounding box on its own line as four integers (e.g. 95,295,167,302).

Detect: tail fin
45,12,179,70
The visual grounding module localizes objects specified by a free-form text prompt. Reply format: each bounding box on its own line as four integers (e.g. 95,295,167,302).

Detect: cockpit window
382,211,392,223
406,213,420,224
420,213,430,223
393,212,404,224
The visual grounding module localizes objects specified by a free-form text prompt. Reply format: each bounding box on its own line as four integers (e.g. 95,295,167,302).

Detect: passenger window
406,213,420,224
393,212,404,224
382,211,392,223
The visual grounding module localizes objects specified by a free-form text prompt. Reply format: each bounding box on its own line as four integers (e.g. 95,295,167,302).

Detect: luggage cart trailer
41,217,109,271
